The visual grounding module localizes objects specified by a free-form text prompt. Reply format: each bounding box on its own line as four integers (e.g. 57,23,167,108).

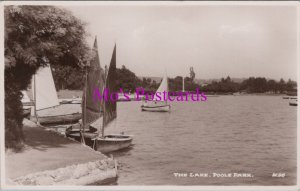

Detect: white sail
154,72,168,101
32,65,59,110
21,91,31,103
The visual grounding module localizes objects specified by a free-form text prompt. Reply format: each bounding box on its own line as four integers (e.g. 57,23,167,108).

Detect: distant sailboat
30,64,81,125
289,99,297,106
141,72,171,112
66,38,133,153
21,91,33,117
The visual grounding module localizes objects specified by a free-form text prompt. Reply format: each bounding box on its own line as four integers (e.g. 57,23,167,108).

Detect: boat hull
66,129,132,153
30,113,82,125
59,98,82,104
141,103,170,112
22,108,31,118
289,99,297,106
59,100,73,104
71,100,82,104
95,135,133,153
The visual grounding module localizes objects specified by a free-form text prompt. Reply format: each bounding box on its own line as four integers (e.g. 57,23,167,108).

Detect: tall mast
33,74,40,125
81,67,87,144
102,65,108,137
165,71,168,104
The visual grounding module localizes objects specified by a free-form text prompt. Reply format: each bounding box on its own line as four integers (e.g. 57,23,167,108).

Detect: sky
65,5,297,81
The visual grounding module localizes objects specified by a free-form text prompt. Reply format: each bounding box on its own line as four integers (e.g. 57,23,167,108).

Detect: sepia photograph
1,1,299,189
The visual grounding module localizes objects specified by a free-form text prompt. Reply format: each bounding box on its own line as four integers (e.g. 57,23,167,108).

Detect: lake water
104,95,297,185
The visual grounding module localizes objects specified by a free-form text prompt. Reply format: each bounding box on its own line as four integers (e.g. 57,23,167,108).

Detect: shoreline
5,119,118,186
10,159,117,186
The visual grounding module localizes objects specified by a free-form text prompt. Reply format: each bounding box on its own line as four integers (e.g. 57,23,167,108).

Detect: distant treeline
201,76,297,94
53,65,297,95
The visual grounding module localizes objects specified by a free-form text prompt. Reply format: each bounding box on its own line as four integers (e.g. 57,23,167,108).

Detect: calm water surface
104,95,296,185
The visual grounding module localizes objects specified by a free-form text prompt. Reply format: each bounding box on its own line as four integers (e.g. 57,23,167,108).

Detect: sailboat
21,91,33,118
141,72,171,112
289,99,297,106
30,64,81,125
66,38,133,153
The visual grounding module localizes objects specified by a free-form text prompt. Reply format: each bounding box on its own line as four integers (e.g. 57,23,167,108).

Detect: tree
173,76,183,92
225,76,231,83
267,79,277,93
116,65,141,93
286,79,297,92
5,6,91,149
141,77,150,88
52,64,84,90
190,67,195,82
278,78,286,93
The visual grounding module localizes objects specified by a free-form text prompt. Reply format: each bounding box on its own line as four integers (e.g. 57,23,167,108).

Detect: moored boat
22,108,31,118
66,127,132,153
60,97,82,104
289,99,297,106
95,134,133,153
30,64,82,125
66,38,133,153
59,99,73,104
283,96,297,100
31,112,81,125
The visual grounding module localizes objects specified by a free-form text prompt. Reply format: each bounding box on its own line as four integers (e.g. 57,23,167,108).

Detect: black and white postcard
0,1,299,190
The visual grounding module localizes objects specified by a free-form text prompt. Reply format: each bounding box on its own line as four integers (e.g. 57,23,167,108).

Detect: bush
5,6,90,149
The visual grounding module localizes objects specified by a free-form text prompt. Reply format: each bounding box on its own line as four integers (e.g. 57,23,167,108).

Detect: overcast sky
65,5,297,81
